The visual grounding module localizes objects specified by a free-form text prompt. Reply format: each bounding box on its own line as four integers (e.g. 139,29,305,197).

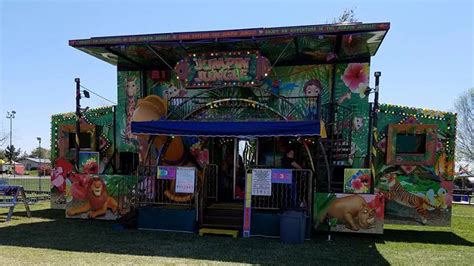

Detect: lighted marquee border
174,50,271,88
50,106,114,164
377,104,456,161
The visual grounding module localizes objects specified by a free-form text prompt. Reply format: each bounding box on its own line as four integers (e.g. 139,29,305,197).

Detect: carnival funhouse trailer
51,22,456,238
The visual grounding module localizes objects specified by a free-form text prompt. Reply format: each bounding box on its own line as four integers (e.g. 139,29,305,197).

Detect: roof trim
69,22,390,47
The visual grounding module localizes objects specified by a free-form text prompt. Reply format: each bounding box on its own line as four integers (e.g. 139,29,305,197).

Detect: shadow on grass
4,208,64,220
383,229,473,246
0,209,389,264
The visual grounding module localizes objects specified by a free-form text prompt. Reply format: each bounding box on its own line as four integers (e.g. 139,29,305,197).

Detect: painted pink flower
351,178,363,190
368,194,385,219
51,167,66,192
436,140,443,151
51,158,73,192
341,63,369,92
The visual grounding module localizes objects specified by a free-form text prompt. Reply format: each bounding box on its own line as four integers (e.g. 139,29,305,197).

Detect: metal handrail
166,86,319,121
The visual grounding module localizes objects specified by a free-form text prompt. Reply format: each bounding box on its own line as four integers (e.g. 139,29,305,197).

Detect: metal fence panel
0,176,51,203
247,168,313,214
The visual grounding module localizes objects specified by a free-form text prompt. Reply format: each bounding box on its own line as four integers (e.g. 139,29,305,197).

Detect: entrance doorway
213,138,257,202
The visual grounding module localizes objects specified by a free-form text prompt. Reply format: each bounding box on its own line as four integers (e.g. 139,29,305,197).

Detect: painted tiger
379,173,437,225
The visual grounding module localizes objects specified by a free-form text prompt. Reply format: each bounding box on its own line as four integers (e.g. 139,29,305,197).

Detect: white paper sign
175,167,196,193
251,169,272,196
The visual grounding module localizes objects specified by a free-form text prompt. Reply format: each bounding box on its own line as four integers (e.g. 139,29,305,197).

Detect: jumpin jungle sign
175,51,271,88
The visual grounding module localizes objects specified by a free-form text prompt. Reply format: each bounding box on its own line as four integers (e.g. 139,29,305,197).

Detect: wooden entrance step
199,228,239,238
202,202,244,230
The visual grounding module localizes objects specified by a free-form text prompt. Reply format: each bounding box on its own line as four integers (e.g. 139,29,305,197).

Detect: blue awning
131,120,320,137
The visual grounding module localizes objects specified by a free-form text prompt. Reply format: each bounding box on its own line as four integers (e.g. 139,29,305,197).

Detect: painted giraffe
125,77,138,144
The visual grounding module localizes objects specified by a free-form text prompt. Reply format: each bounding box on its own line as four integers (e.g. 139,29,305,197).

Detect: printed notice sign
251,169,272,196
175,167,196,193
157,166,176,179
271,169,292,184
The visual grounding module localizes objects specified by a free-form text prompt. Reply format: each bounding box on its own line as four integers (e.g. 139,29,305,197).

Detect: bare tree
455,88,474,162
0,132,7,147
333,8,358,23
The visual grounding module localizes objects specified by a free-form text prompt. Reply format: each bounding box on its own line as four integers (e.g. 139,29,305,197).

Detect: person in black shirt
281,149,302,169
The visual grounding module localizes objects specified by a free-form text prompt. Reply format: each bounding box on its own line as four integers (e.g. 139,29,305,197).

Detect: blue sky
0,0,473,153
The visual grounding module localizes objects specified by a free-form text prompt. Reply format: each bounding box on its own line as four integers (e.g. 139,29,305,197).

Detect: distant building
19,157,51,170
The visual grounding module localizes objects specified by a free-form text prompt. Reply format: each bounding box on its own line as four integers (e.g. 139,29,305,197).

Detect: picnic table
0,185,32,222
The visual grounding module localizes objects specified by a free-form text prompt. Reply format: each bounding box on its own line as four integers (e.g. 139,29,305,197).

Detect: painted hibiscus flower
368,194,385,219
69,174,89,200
359,174,371,188
341,63,369,96
83,160,99,174
351,178,363,190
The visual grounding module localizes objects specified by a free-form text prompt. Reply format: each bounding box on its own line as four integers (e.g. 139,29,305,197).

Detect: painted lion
67,178,118,218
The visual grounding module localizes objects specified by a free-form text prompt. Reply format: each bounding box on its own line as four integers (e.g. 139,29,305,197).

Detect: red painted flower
341,63,369,92
68,173,90,200
83,161,99,174
351,178,363,190
359,174,371,187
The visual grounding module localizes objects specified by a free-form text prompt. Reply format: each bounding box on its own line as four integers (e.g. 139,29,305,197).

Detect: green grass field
0,203,473,265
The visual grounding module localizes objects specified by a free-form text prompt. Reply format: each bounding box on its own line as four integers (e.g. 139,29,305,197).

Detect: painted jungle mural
65,172,137,220
51,157,137,219
335,63,371,168
50,107,115,209
374,104,456,226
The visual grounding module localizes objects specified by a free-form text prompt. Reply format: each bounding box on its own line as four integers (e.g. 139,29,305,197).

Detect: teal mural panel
374,104,456,226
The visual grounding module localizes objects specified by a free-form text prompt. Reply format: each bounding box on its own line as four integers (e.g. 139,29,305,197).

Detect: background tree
30,147,51,159
455,88,474,162
0,149,5,160
18,151,29,161
0,133,7,147
5,145,21,162
333,8,358,23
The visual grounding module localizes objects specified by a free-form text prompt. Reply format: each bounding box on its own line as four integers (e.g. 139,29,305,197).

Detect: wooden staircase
201,202,243,230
